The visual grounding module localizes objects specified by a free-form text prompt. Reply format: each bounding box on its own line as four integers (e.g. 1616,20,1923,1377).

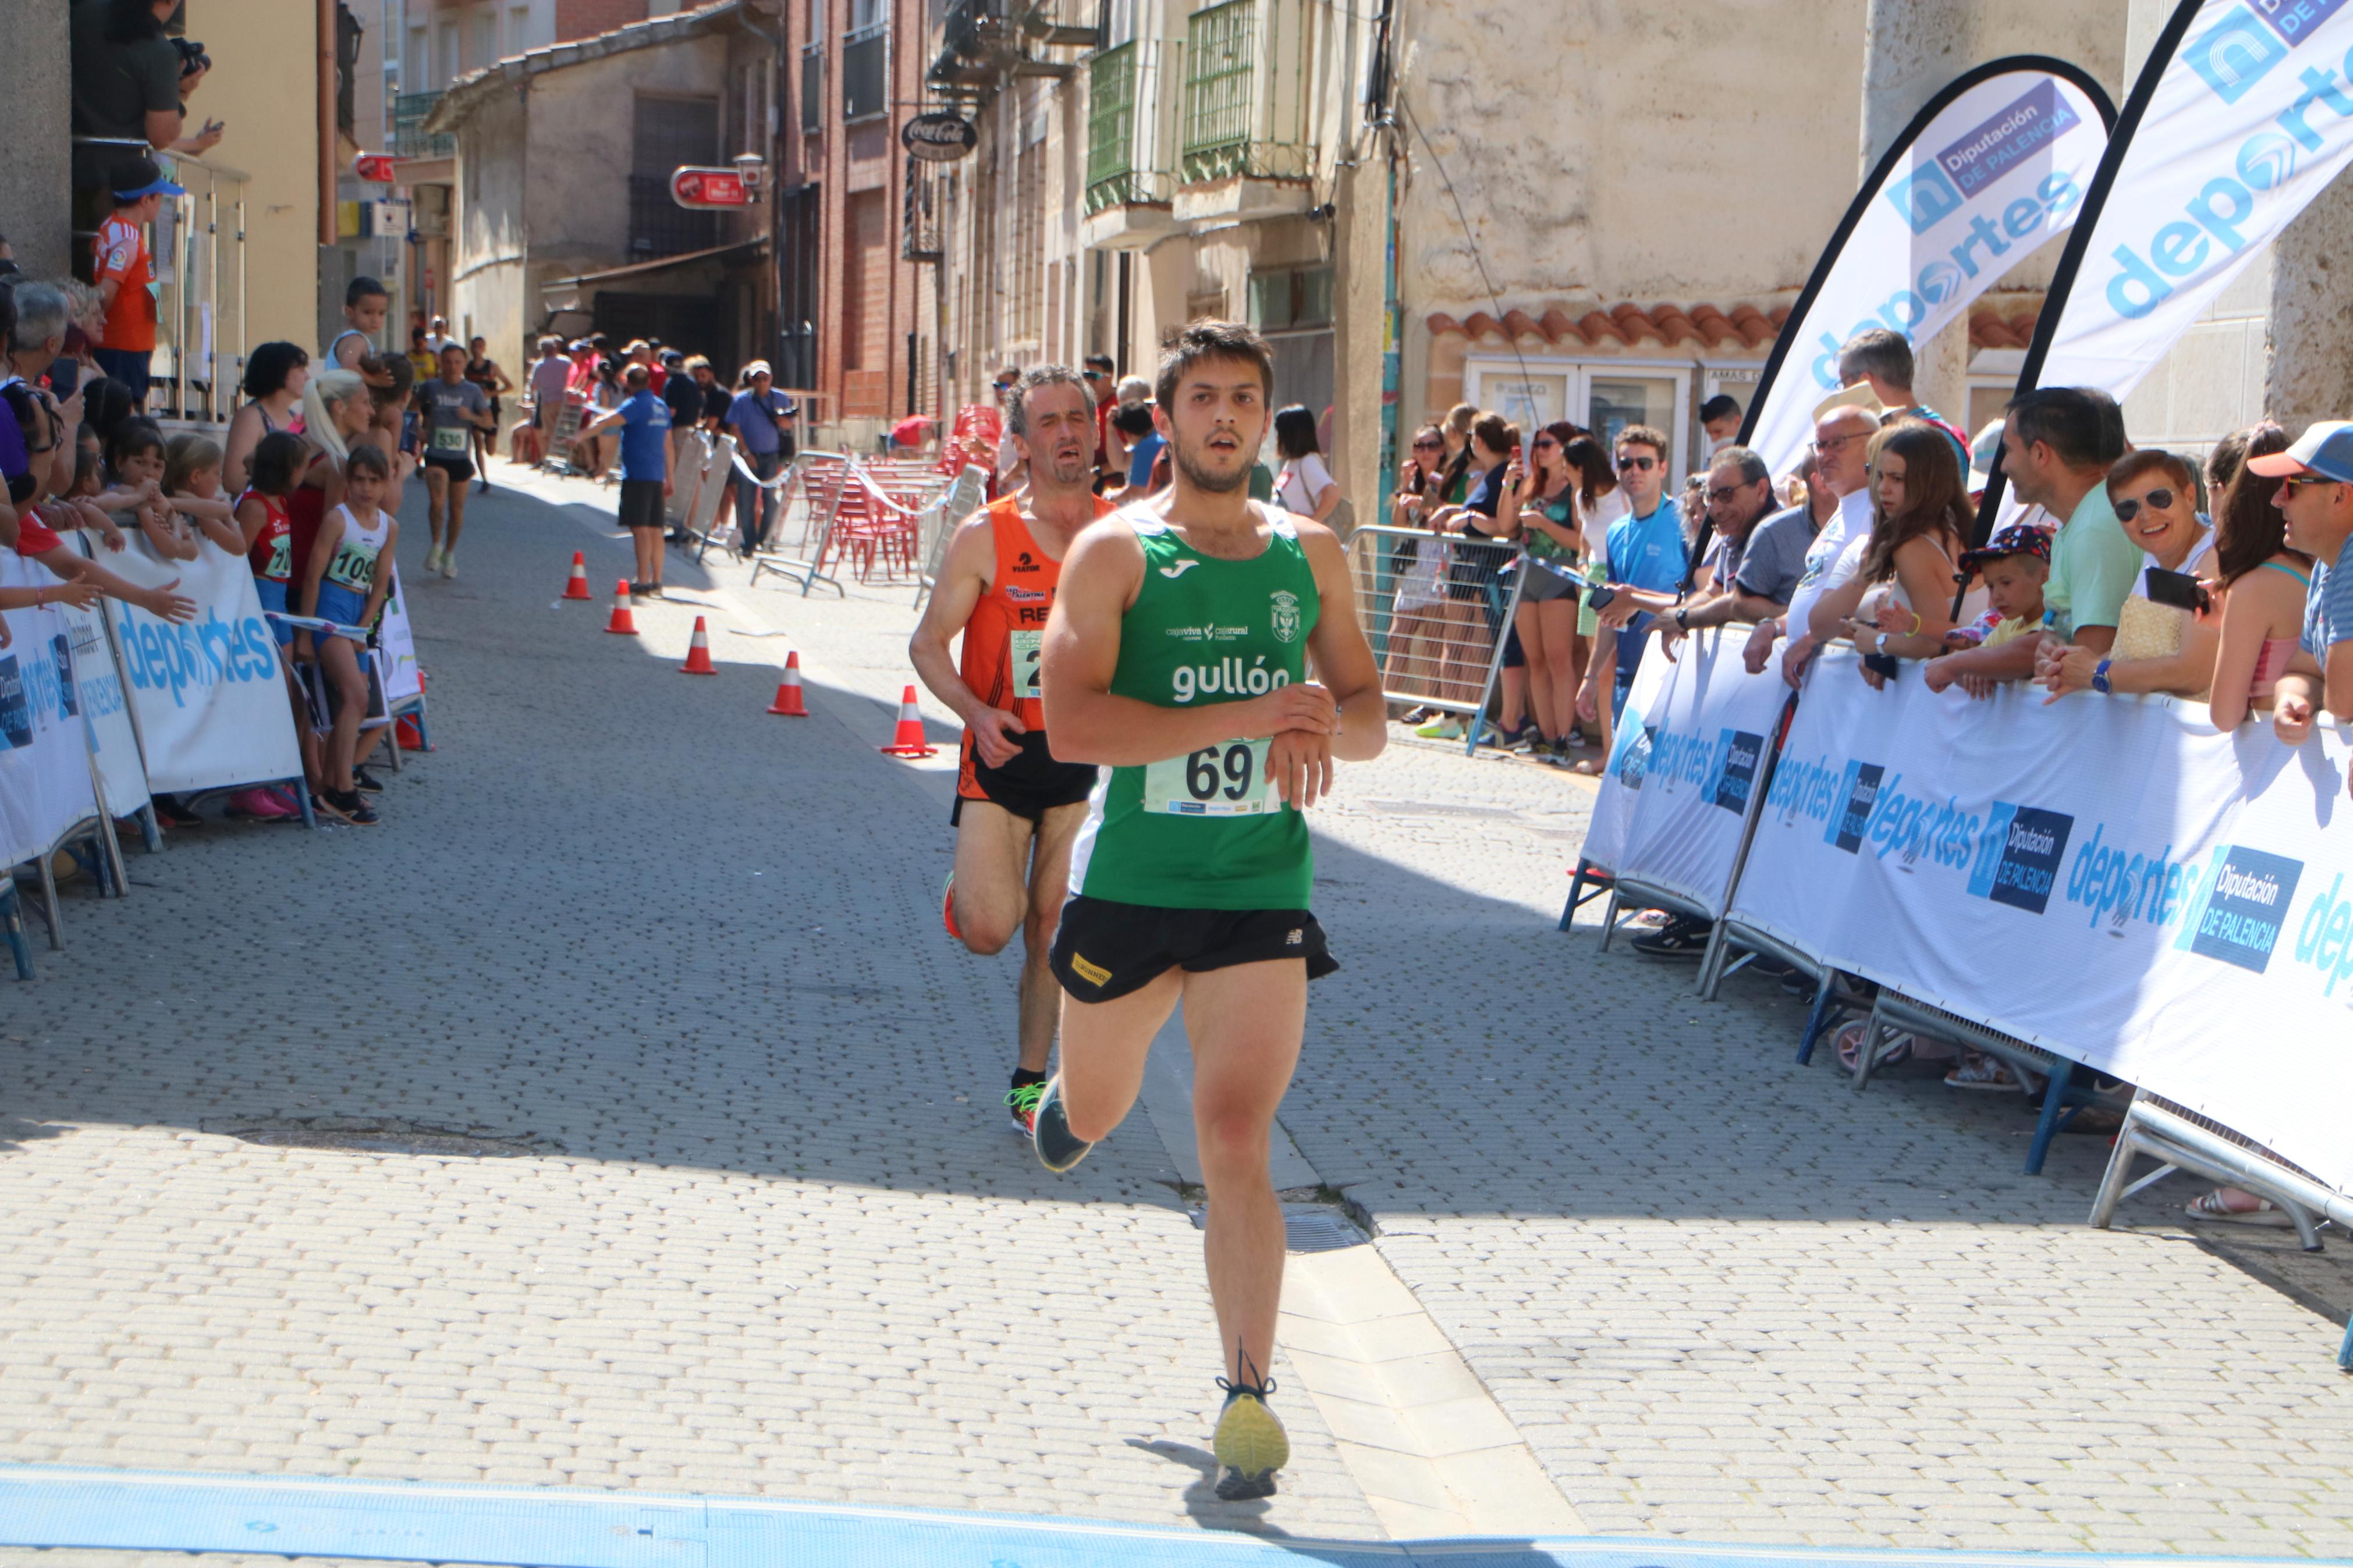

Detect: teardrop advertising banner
2012,0,2353,410
1741,59,2117,478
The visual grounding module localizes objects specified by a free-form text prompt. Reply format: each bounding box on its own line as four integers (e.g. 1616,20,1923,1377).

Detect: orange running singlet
953,494,1113,811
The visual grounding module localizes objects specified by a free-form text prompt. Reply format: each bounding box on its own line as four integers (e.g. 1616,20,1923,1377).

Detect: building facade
428,2,780,375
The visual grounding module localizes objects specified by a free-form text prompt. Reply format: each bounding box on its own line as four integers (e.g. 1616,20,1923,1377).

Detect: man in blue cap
2249,421,2353,743
94,154,185,409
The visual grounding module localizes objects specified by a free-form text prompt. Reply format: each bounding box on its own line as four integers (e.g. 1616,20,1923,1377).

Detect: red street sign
671,166,754,209
353,153,399,183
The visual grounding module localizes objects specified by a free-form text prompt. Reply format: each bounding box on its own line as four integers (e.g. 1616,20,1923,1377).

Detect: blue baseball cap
111,155,186,202
2248,421,2353,485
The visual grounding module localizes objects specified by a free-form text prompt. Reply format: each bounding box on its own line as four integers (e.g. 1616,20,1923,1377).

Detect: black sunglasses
2281,476,2344,499
2111,487,2177,521
1617,454,1658,472
1411,438,1443,449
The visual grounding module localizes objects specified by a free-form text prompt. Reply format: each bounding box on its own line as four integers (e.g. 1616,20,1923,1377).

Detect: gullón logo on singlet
1269,590,1303,643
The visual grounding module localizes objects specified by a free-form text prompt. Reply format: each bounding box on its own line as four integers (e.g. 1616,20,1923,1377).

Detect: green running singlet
1066,506,1322,911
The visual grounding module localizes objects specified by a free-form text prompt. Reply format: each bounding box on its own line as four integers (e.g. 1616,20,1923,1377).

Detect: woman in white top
1806,421,1969,687
1383,424,1455,712
1272,405,1340,525
2042,449,2221,702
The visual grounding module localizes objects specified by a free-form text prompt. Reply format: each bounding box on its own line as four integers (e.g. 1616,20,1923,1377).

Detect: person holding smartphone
2040,449,2220,703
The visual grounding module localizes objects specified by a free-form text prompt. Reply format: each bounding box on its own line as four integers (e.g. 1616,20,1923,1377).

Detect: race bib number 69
1143,738,1275,816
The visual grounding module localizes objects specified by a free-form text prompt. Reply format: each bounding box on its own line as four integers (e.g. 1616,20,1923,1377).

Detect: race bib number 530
1143,739,1274,816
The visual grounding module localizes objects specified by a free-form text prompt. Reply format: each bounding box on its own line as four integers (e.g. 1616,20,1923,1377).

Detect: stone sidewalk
2,459,2348,1558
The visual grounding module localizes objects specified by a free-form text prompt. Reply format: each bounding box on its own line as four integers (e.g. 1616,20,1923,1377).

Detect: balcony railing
843,22,888,122
1179,0,1311,184
393,90,453,158
800,45,823,133
1085,41,1140,212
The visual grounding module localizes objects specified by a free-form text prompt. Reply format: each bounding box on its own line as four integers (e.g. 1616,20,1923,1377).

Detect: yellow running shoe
1212,1379,1289,1501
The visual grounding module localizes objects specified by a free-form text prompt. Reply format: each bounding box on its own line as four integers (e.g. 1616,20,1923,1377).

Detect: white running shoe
423,545,444,574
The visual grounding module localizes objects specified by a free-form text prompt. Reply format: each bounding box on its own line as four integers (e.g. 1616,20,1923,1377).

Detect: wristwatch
2091,657,2113,695
1672,606,1689,631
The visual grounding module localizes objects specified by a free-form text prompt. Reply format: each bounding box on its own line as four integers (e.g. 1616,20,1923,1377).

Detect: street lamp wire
1396,91,1532,393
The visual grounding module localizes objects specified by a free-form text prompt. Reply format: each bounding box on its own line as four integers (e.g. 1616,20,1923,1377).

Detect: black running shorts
618,478,666,531
1049,895,1336,1004
424,451,475,485
951,730,1098,826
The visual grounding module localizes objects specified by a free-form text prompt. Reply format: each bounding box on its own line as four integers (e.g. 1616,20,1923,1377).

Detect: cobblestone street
3,470,2349,1558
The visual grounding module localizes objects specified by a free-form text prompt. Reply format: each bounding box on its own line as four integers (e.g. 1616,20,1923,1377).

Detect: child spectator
163,431,242,556
296,442,398,826
93,156,184,408
2041,450,2220,703
229,429,317,822
1924,525,2049,699
326,278,390,371
2205,423,2309,731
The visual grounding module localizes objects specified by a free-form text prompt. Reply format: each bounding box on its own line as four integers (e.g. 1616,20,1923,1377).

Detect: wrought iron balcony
393,90,453,159
1178,0,1311,185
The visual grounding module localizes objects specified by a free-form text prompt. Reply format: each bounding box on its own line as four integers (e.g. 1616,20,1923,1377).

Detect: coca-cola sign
902,112,978,163
670,166,755,208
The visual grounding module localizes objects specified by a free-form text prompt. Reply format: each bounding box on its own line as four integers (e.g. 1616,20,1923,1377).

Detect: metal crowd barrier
1345,522,1525,757
911,465,992,611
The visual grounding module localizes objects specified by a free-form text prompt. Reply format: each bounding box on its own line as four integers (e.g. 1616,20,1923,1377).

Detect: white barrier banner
95,534,303,796
2032,0,2353,404
1728,649,2353,1193
0,553,101,866
59,596,149,820
377,565,421,708
1745,61,2111,477
1579,640,1679,876
1610,627,1791,915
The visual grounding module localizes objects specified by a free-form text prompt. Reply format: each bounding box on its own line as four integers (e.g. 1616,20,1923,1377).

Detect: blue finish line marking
0,1466,2329,1568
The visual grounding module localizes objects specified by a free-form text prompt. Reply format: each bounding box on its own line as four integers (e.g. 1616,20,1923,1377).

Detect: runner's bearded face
1166,362,1266,495
1013,381,1097,492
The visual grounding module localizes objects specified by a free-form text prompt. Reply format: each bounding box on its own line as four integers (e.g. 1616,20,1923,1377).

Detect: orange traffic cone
879,684,937,757
562,550,592,599
604,579,637,635
680,616,718,674
766,651,809,716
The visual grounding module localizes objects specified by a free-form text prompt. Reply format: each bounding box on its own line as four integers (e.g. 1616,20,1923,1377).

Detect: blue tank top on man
617,389,672,482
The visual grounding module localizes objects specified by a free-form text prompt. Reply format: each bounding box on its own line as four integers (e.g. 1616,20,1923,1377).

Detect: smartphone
1585,584,1617,611
2144,567,2211,613
1863,652,1901,679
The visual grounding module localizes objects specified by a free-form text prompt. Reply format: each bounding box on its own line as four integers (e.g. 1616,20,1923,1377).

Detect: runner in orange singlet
910,366,1113,1132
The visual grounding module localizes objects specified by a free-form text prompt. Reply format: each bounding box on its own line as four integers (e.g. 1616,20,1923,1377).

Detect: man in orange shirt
908,366,1110,1133
93,156,182,410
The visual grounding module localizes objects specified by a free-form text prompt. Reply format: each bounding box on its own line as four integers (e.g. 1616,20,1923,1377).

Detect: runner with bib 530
1031,321,1385,1501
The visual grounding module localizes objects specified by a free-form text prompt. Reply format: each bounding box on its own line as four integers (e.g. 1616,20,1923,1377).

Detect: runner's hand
1253,680,1337,737
1267,728,1333,809
970,706,1026,769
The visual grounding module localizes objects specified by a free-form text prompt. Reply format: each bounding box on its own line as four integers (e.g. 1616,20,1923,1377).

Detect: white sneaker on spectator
439,553,458,579
423,545,444,574
1413,716,1463,741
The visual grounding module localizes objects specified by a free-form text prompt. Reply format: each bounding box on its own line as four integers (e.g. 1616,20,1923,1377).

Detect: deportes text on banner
2028,0,2353,404
1744,61,2114,477
1727,648,2353,1194
1578,638,1678,877
94,532,304,797
0,552,103,867
1607,627,1791,916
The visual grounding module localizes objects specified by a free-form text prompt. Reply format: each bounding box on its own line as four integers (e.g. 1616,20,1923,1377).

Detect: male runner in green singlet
1032,321,1386,1501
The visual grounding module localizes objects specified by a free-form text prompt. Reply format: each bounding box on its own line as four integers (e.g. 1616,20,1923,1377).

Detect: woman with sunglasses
1385,425,1458,714
2202,423,2311,731
1496,421,1588,762
2041,449,2221,702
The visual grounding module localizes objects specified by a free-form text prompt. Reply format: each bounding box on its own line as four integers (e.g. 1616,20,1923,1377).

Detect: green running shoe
1212,1379,1289,1501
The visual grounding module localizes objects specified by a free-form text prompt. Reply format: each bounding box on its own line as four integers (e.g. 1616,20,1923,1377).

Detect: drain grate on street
203,1118,558,1158
1189,1202,1369,1254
